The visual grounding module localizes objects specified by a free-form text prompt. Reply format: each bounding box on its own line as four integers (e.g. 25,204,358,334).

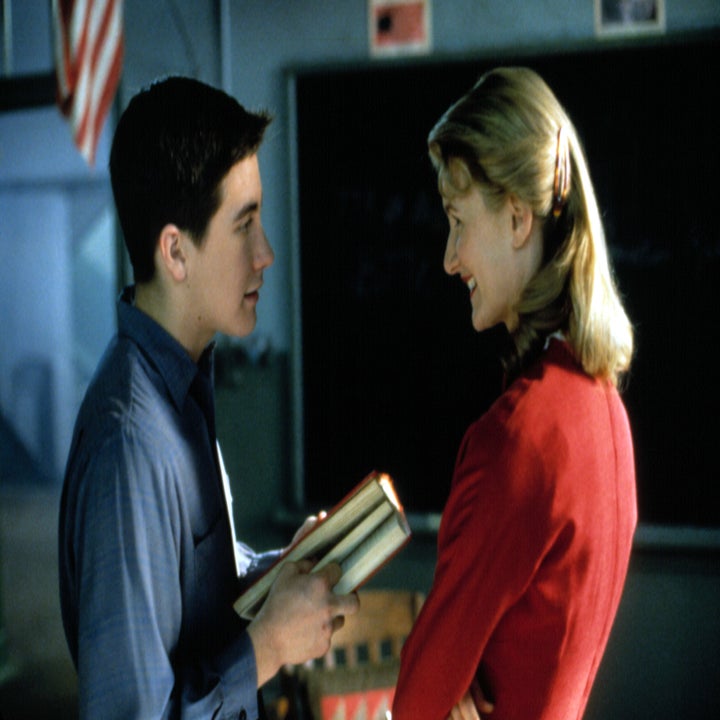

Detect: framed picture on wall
595,0,665,37
369,0,431,57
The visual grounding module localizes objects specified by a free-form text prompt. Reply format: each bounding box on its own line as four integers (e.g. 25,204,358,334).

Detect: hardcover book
234,472,411,620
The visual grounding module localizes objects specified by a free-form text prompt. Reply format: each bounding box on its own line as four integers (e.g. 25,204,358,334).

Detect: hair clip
552,125,570,218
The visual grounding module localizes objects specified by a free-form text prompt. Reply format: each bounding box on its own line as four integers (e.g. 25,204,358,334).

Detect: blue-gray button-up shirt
59,287,274,719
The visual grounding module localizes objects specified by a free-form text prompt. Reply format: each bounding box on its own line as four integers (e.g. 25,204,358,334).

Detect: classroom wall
2,2,719,717
3,0,719,475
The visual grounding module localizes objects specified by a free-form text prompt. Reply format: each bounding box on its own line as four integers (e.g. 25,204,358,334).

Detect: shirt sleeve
392,414,553,720
69,431,260,720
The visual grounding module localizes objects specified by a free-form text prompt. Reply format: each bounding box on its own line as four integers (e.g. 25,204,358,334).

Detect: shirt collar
543,330,566,351
116,286,216,414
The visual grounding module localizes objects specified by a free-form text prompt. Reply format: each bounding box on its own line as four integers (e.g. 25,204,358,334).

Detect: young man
59,77,358,720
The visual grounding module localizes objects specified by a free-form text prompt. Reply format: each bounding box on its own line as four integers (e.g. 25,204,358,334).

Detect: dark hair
110,76,272,283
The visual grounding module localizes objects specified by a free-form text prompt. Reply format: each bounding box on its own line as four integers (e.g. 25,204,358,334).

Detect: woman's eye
451,217,462,239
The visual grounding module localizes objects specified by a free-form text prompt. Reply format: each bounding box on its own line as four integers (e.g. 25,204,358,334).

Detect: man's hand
247,559,359,687
288,511,327,548
447,678,494,720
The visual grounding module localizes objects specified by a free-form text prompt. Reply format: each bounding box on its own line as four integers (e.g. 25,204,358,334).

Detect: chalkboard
290,33,720,527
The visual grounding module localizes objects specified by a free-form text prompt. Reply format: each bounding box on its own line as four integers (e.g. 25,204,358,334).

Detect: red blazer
393,339,636,720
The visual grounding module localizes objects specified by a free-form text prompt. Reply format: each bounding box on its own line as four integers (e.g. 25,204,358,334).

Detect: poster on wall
369,0,431,57
595,0,666,37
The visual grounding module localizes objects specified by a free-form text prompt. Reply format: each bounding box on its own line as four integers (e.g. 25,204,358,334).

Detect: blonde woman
392,67,636,720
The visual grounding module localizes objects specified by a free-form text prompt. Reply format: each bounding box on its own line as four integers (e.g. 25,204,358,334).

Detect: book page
333,514,410,595
312,501,394,574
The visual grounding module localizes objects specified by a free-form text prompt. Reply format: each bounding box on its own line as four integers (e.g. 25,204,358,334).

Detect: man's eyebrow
233,201,259,222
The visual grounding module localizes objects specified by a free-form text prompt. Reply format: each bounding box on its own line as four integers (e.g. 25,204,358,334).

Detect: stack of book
234,472,411,620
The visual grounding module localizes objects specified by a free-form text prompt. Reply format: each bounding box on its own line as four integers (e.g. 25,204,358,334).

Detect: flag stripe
81,17,123,161
71,0,117,155
53,0,75,104
53,0,123,166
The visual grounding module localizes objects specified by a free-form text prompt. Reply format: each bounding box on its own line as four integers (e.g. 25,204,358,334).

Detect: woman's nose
443,236,458,276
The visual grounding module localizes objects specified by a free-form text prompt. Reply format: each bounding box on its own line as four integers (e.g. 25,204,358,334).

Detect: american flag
52,0,124,166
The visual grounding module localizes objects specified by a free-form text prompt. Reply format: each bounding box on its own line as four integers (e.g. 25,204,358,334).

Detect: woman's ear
156,224,189,282
508,195,535,249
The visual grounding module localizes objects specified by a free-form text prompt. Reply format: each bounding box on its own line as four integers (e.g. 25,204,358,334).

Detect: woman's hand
447,678,494,720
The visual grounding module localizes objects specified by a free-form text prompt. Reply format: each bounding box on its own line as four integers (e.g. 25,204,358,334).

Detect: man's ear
508,194,535,249
156,224,189,282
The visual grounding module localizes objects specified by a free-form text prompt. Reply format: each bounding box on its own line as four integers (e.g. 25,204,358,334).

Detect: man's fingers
315,564,360,610
315,560,342,586
294,558,315,574
331,615,345,633
331,589,360,617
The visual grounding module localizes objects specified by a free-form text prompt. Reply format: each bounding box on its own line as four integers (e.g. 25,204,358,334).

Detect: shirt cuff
215,630,260,720
236,543,283,585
